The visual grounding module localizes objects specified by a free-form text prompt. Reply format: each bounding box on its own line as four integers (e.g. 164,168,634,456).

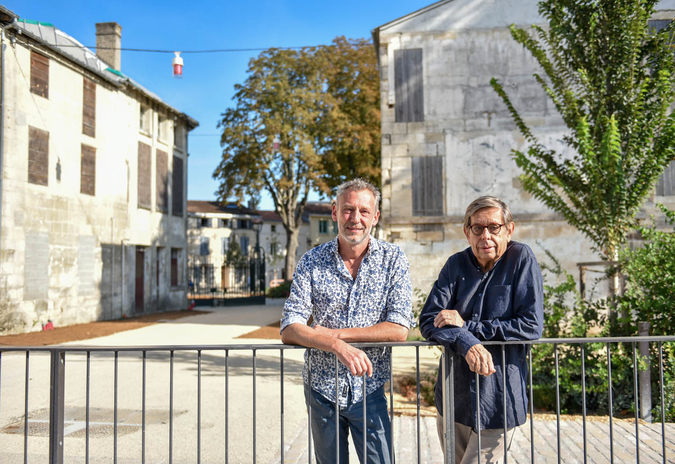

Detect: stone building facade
373,0,675,293
0,10,198,334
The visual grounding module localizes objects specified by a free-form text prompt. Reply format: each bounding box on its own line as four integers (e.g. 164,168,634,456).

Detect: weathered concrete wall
0,35,191,334
376,0,675,295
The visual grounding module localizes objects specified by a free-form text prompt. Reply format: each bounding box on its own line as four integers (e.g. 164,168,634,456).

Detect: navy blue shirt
419,241,544,430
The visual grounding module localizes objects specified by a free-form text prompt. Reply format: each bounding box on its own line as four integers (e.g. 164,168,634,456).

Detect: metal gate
187,254,266,305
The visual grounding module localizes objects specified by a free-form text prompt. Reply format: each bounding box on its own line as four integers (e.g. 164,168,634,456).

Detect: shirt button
478,293,482,297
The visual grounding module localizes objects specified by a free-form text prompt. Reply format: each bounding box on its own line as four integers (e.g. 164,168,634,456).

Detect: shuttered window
80,144,96,196
28,126,49,186
412,156,444,216
156,149,168,212
394,49,424,123
83,77,96,137
200,237,210,255
30,51,49,98
656,159,675,196
172,156,184,216
138,142,152,209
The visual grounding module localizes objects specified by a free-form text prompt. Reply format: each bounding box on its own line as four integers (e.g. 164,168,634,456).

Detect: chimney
95,22,122,71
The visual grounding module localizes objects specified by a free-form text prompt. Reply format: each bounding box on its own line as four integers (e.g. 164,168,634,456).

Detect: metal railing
0,336,673,463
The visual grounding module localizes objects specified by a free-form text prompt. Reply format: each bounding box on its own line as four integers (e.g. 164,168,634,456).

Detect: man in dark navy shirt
419,196,544,463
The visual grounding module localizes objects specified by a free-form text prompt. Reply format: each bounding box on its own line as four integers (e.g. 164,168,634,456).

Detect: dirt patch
0,310,210,346
237,320,282,340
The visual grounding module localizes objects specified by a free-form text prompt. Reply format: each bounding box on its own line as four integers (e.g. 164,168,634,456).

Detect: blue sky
13,0,431,210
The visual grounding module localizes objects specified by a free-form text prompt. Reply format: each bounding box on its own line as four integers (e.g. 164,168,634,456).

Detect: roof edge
371,0,455,36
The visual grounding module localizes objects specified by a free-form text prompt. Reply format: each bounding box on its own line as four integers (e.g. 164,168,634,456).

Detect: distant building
0,8,198,334
303,202,336,250
258,210,309,286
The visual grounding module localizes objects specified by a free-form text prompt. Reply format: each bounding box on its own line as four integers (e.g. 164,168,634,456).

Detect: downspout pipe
0,20,15,263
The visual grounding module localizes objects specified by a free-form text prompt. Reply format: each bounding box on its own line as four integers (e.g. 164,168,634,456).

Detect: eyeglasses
468,223,504,236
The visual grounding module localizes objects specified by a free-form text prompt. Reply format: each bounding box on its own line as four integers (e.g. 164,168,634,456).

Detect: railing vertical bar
49,350,65,464
528,345,534,463
581,343,587,464
114,350,119,464
142,351,147,464
225,349,229,464
86,351,91,464
555,344,560,464
24,351,29,464
607,343,614,464
476,370,481,464
632,342,640,463
253,349,257,464
280,349,285,464
363,373,367,464
442,348,455,464
389,354,394,464
659,342,666,464
335,354,340,464
307,353,312,464
198,350,202,464
170,350,174,464
416,346,421,464
502,345,507,464
0,352,2,422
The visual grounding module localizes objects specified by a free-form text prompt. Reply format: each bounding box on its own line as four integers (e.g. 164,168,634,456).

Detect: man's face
332,188,380,246
464,207,514,271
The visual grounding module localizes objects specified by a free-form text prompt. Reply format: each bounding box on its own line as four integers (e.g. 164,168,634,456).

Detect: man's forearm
335,322,408,342
281,323,342,353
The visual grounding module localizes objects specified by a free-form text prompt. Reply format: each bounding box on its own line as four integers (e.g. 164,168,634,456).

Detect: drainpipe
0,20,15,262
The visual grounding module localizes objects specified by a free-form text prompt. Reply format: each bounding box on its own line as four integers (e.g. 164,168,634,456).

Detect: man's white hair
335,178,380,209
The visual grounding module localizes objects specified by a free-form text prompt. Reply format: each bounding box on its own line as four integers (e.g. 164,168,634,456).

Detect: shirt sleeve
384,247,414,329
464,248,544,342
419,258,481,357
280,255,313,333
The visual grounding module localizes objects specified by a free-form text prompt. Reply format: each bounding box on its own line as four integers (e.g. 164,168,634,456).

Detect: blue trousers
304,384,393,464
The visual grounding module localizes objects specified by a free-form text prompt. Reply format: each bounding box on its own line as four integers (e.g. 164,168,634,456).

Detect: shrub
267,280,292,298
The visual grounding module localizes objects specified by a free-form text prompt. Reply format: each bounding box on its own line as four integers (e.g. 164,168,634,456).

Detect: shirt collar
330,235,380,263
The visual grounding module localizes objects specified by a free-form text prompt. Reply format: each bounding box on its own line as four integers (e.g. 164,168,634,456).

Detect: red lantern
173,52,183,78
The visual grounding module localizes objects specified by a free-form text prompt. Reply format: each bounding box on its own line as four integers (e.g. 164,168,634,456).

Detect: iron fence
0,336,673,463
187,254,265,301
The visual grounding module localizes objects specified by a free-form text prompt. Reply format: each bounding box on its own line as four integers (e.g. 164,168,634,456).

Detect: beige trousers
436,414,516,464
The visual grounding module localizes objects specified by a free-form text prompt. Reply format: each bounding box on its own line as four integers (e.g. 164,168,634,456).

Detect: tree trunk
284,226,300,281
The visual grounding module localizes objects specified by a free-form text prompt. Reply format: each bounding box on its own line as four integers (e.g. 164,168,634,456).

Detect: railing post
638,322,652,423
442,348,456,464
49,350,65,464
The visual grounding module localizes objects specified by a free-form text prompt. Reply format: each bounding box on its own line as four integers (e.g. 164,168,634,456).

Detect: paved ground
0,303,672,463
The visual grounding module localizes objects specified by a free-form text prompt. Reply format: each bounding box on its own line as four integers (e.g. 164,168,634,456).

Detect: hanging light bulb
172,51,183,78
273,136,280,151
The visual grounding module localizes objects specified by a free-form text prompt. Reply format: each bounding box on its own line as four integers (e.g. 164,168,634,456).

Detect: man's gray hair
463,196,513,229
335,178,381,210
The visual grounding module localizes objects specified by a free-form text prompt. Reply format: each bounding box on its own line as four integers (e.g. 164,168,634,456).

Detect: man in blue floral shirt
281,178,413,464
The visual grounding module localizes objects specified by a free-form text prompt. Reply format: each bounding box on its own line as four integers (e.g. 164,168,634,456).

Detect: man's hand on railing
433,309,465,328
465,344,496,376
334,341,373,377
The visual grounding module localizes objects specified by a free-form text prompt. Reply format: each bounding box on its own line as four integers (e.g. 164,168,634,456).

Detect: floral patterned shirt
281,236,413,408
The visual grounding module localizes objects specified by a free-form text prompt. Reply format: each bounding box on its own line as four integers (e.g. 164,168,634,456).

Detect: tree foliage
213,37,380,276
491,0,675,260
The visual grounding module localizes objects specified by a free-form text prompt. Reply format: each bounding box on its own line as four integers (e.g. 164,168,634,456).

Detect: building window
137,142,152,209
28,126,49,186
394,49,424,123
171,248,182,286
200,237,210,255
200,218,211,228
140,106,151,134
174,123,186,151
219,218,230,228
222,237,228,255
319,220,329,234
271,224,276,233
30,51,49,98
82,77,96,137
412,156,444,216
156,149,168,213
333,222,338,234
240,236,250,256
172,156,184,216
656,159,675,196
270,242,278,255
80,144,96,196
158,116,169,143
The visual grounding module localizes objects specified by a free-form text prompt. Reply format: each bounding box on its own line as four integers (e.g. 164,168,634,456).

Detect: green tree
214,37,380,278
491,0,675,262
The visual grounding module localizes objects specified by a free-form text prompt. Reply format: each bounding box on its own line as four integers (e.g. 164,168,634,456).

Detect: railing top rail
0,335,674,352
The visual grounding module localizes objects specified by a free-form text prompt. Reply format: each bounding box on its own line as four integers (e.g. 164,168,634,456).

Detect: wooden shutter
138,142,152,209
648,19,671,33
28,126,49,186
656,159,675,196
172,156,184,216
394,49,424,123
80,144,96,196
412,157,444,216
156,149,168,212
30,51,49,98
83,77,96,137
